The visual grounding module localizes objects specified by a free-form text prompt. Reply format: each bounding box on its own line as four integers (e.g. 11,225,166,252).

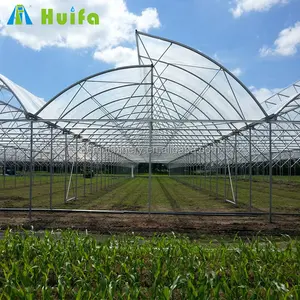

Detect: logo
41,7,100,25
6,5,100,26
7,4,33,25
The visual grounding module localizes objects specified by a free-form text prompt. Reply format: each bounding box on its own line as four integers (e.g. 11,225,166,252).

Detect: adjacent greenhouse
0,31,300,222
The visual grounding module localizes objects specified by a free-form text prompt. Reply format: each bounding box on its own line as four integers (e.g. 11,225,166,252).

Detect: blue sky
0,0,299,102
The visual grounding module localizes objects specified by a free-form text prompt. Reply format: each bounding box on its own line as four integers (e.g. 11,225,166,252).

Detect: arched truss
172,86,300,171
0,74,45,114
32,31,271,163
135,31,267,121
274,92,300,117
260,80,300,114
0,78,45,164
248,87,300,158
0,32,299,164
0,73,135,166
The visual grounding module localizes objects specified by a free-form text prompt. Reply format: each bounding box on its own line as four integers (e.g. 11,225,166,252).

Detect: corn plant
0,230,299,299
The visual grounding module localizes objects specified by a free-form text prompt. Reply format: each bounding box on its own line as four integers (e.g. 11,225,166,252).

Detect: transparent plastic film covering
135,31,268,123
0,74,45,114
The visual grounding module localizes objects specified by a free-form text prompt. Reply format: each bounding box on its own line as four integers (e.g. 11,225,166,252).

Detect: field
1,171,300,298
0,230,299,299
0,174,299,214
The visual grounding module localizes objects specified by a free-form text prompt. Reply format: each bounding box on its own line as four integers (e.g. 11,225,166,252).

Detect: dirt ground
0,211,300,237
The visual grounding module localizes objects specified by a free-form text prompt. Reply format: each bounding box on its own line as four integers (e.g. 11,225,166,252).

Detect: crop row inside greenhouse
1,31,300,224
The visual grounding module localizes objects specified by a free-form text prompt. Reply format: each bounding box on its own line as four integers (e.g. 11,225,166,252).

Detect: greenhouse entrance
1,31,300,223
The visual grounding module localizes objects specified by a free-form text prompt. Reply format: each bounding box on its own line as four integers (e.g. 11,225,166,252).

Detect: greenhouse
0,31,300,222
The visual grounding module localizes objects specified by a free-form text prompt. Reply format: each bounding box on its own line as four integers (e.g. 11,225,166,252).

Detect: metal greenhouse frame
0,31,300,222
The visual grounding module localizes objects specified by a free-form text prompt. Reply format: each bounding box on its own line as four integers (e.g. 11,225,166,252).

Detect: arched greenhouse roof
269,92,300,117
260,80,300,113
0,74,45,114
32,31,273,162
37,31,268,124
135,31,268,121
1,31,299,163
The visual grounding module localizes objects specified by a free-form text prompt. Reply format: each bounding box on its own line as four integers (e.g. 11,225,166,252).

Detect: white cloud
249,86,282,102
260,22,300,56
94,46,137,67
136,8,160,32
230,0,288,18
0,0,160,61
231,67,243,77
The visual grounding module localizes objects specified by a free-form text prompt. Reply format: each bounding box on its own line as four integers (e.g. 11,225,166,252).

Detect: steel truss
0,32,299,222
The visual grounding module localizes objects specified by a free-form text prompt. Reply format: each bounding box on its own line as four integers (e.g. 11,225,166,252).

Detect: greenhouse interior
0,31,300,222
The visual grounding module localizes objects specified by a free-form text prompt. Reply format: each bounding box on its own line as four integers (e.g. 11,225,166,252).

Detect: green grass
0,230,299,299
175,175,300,213
0,174,130,209
0,174,299,213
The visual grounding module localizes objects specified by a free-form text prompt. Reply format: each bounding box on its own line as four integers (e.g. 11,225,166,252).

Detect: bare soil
0,212,300,237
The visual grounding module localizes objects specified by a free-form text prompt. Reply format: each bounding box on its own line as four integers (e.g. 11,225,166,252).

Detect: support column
224,139,227,200
29,120,34,221
39,163,42,185
148,122,153,214
189,155,192,184
104,149,107,190
111,152,113,187
83,140,87,196
288,150,292,183
209,145,212,195
216,143,219,199
204,148,207,190
192,153,195,186
75,136,78,200
90,143,93,194
199,149,202,189
234,134,238,205
3,147,6,188
107,152,109,188
109,153,112,188
64,132,68,203
116,156,118,184
249,127,252,212
23,151,26,187
148,65,154,215
96,147,99,192
14,148,17,188
184,155,187,178
195,150,198,187
50,126,54,209
269,122,273,223
100,147,103,190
